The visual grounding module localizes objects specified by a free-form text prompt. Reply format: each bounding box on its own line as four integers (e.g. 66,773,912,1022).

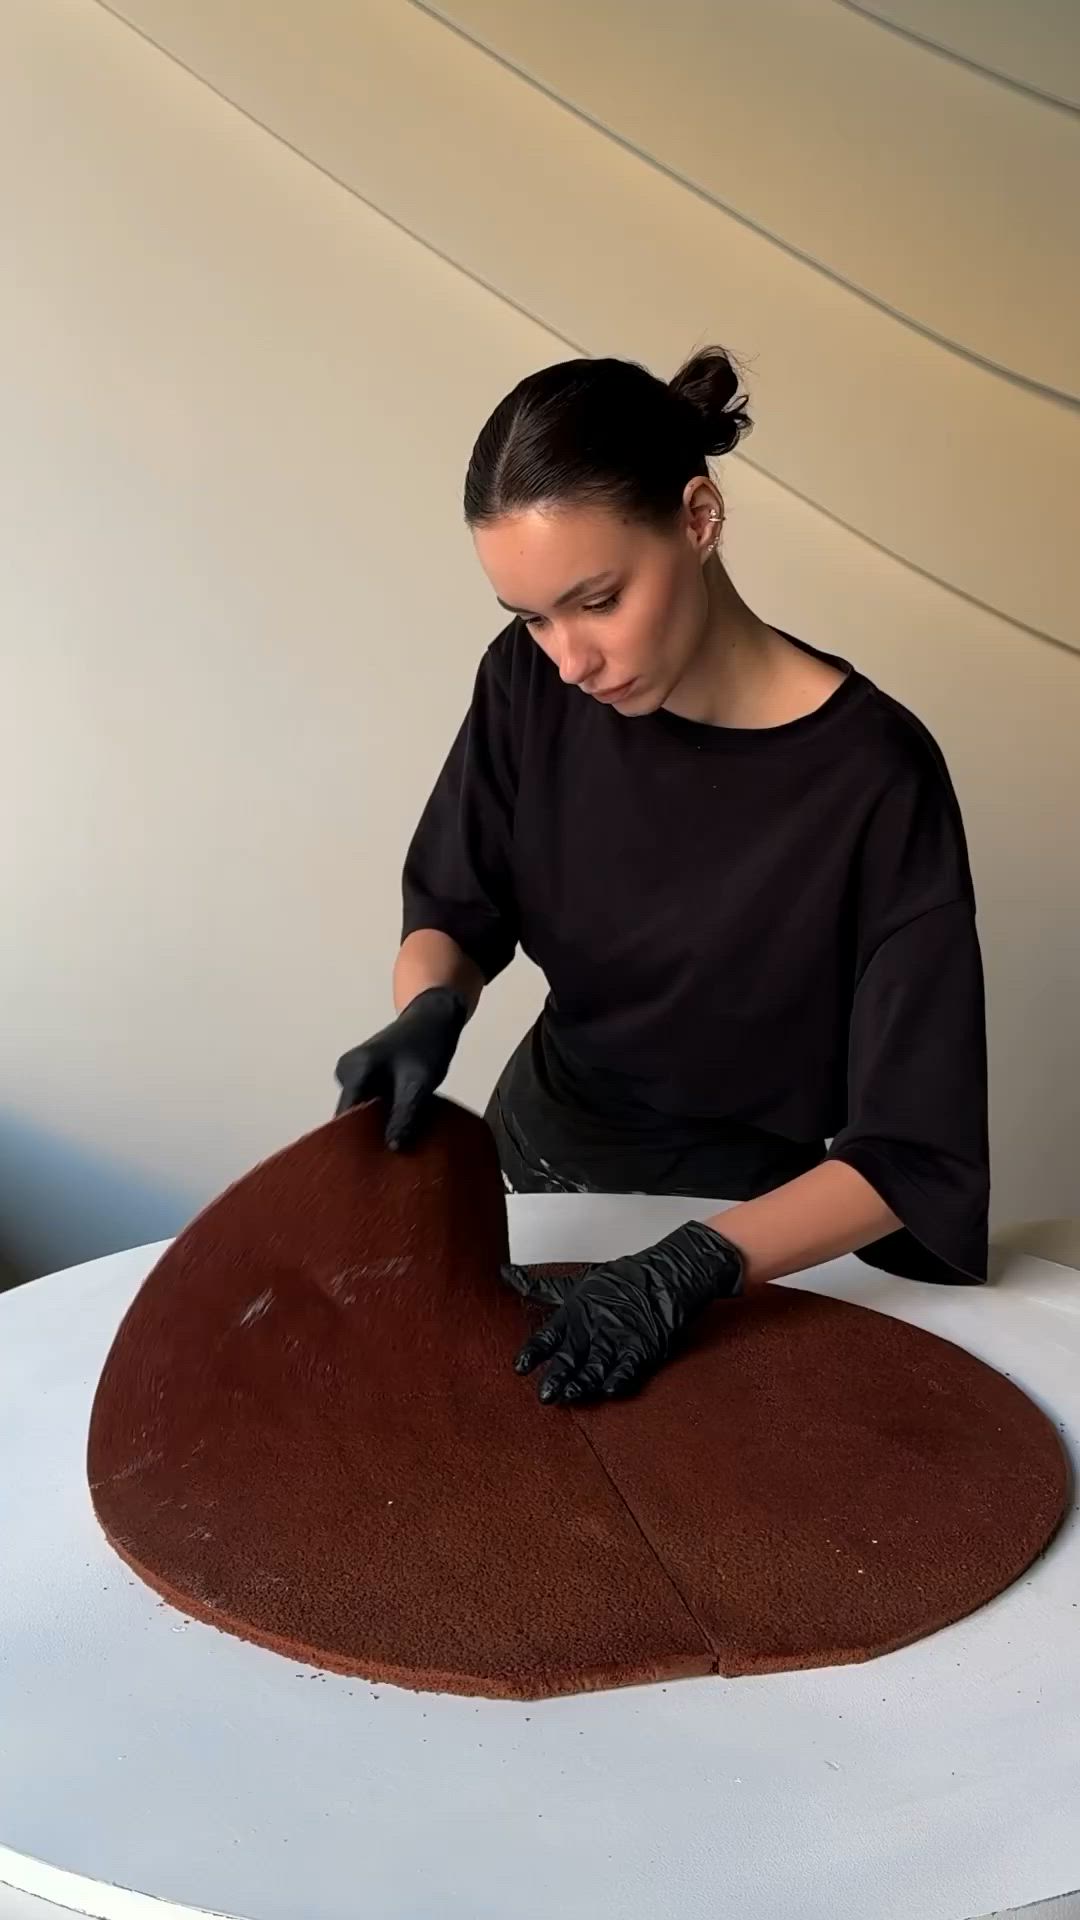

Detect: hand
504,1220,744,1406
334,986,468,1149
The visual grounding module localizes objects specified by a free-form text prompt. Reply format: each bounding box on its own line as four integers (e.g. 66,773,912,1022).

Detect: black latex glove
503,1221,744,1405
333,986,468,1149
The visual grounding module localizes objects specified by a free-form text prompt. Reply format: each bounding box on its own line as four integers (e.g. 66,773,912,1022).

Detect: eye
523,613,548,630
583,593,620,615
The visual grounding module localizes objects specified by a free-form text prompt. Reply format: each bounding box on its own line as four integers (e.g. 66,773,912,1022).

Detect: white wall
2,0,1077,1277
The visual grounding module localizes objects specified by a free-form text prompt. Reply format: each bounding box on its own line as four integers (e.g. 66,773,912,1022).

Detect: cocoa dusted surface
86,1104,710,1698
88,1106,1068,1698
543,1266,1069,1674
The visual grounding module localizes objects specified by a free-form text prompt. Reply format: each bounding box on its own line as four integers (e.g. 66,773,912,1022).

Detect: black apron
485,1015,826,1198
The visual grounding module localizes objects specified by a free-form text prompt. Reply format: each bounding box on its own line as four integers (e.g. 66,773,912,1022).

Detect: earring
706,507,721,558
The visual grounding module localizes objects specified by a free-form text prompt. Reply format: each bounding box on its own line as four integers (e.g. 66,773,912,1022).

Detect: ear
682,479,723,563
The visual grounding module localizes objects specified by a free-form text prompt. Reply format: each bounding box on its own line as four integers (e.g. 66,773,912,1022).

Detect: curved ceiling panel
839,0,1080,112
416,0,1080,401
98,0,1080,651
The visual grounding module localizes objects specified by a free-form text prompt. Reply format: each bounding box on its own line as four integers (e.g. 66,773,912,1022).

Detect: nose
557,634,599,687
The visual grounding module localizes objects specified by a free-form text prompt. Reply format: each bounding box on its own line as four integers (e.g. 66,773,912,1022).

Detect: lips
589,678,637,704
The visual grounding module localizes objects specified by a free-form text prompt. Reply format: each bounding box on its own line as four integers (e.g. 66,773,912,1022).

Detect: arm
708,1160,899,1291
512,898,983,1403
393,929,485,1019
337,638,521,1144
510,1164,899,1405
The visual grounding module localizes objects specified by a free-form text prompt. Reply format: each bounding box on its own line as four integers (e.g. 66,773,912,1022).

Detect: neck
663,561,779,728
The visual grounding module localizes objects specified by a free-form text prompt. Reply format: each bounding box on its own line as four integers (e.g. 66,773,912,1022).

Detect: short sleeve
828,900,989,1284
401,643,519,983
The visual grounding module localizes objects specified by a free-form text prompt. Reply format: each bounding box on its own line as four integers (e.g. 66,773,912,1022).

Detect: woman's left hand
502,1221,744,1406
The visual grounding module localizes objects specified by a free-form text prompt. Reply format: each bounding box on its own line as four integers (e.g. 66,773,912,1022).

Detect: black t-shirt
402,621,989,1285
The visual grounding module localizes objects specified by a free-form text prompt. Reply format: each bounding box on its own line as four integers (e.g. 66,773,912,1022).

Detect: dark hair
463,346,752,527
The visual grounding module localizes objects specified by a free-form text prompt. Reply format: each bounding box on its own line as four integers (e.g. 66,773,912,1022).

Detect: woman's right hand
334,986,469,1149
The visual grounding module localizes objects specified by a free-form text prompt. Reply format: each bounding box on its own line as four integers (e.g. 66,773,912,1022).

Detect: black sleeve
824,717,989,1284
401,641,519,983
828,899,989,1284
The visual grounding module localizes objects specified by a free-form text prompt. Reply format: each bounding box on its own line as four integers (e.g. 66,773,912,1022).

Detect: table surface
1,1193,1079,1920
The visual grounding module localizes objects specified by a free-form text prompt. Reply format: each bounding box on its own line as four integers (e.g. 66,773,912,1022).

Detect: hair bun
669,346,752,457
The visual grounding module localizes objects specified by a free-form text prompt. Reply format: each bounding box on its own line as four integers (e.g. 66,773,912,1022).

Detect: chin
612,682,662,717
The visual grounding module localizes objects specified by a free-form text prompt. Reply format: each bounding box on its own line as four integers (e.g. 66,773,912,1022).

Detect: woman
335,348,988,1407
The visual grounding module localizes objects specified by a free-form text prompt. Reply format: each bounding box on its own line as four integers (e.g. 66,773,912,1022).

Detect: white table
2,1194,1079,1920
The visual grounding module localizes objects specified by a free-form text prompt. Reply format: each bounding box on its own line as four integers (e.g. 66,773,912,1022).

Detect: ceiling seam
833,0,1080,118
83,0,1078,661
409,0,1079,409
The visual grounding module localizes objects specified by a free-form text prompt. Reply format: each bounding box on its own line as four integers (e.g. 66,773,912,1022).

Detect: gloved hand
503,1220,744,1405
334,986,468,1149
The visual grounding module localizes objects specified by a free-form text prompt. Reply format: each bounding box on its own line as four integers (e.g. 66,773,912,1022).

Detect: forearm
393,929,485,1019
712,1160,899,1290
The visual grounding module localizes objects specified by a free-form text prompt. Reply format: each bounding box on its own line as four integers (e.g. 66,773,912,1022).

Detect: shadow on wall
0,1110,204,1285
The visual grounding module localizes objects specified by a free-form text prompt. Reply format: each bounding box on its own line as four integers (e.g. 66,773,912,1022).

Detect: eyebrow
496,572,617,616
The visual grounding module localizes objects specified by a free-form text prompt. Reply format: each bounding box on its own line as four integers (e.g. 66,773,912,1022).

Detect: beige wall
2,0,1077,1277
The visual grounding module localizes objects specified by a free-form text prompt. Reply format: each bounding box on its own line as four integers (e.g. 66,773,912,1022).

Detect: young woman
335,348,989,1406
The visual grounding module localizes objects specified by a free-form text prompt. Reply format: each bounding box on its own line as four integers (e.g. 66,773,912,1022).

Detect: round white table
1,1194,1078,1920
